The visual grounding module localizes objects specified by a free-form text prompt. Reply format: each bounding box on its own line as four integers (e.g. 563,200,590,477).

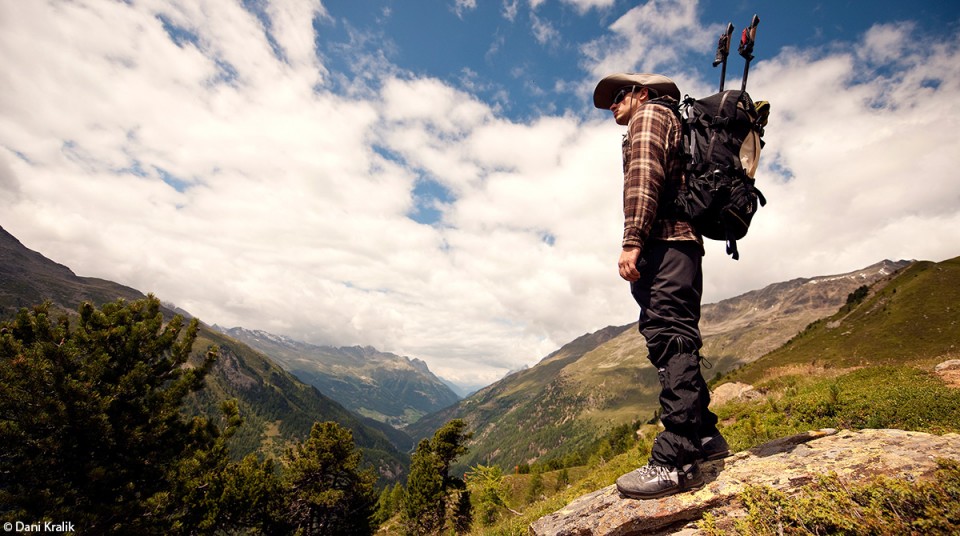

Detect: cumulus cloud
1,0,958,390
581,0,715,78
703,23,960,300
0,0,623,387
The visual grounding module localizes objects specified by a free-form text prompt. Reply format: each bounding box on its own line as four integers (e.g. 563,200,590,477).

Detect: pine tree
211,452,287,533
402,419,472,534
373,480,405,526
154,399,245,533
465,465,509,526
389,481,405,524
555,468,570,491
390,481,405,512
403,439,445,534
0,297,226,534
373,486,393,526
525,470,545,505
431,419,470,486
284,421,377,535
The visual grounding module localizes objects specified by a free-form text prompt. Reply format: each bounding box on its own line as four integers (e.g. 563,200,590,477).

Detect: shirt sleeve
622,104,676,250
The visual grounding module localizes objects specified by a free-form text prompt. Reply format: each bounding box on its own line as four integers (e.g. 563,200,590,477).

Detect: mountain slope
191,326,413,464
407,259,913,471
0,227,144,317
407,324,638,470
698,259,911,373
0,225,410,476
218,327,460,428
723,255,960,385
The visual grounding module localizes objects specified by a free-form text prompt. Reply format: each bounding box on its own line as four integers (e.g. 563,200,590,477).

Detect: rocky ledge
529,428,960,536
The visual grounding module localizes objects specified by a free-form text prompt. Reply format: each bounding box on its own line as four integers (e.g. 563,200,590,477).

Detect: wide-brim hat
593,73,681,109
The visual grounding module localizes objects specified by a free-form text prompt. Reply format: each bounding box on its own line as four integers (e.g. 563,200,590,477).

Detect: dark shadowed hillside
0,226,144,317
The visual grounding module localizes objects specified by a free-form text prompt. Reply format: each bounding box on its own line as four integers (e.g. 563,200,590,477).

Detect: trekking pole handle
738,14,759,61
713,23,734,67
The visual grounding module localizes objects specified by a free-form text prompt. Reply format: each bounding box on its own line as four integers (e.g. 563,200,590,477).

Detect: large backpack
658,14,770,259
664,90,770,259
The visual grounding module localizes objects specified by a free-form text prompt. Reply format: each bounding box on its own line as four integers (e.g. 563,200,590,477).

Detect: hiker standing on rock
593,73,730,499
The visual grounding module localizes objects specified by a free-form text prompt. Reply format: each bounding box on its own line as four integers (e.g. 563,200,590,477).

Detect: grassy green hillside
406,325,648,471
697,260,911,374
723,256,960,386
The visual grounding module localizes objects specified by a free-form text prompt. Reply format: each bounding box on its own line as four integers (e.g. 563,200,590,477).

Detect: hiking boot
700,434,731,461
616,462,704,500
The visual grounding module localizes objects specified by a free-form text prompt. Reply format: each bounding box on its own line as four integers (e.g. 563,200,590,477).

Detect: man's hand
618,247,642,281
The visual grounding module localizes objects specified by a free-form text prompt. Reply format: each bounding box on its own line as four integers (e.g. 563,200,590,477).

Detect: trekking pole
738,14,760,92
713,23,734,92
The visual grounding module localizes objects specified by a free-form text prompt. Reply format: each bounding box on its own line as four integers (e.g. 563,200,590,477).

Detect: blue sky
319,1,959,117
1,1,959,390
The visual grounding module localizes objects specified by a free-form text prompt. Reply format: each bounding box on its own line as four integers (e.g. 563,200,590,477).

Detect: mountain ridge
0,226,145,316
0,225,411,477
2,221,932,481
724,256,960,385
217,325,461,428
406,258,914,472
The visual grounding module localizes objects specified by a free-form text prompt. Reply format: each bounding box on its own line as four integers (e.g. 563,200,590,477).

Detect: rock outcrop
936,358,960,388
530,428,960,536
706,382,762,407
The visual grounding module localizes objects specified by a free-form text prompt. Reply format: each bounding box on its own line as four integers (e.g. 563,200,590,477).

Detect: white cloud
453,0,478,19
502,0,521,22
0,0,622,386
531,12,561,46
859,21,913,65
264,0,330,77
558,0,617,14
581,0,714,77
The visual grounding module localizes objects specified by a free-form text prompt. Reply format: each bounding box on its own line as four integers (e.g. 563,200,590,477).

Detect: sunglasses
613,87,633,105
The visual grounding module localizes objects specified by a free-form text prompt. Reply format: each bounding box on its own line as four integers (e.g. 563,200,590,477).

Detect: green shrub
699,458,960,535
716,365,960,452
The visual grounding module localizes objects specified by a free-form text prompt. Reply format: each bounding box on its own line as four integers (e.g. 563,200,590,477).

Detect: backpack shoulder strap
644,96,683,125
644,97,689,222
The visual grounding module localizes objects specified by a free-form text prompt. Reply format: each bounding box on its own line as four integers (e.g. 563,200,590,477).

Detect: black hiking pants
630,239,720,468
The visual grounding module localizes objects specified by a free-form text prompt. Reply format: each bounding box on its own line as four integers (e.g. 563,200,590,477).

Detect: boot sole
702,449,731,462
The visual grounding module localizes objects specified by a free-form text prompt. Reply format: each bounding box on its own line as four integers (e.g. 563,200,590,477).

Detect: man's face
610,87,644,126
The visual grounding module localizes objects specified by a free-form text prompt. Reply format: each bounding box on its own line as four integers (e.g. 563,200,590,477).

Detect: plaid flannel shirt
621,98,700,251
